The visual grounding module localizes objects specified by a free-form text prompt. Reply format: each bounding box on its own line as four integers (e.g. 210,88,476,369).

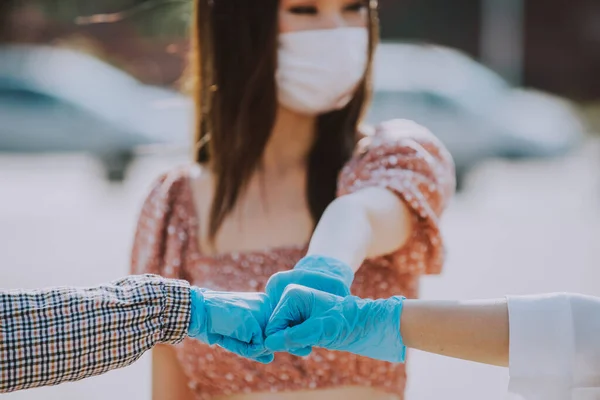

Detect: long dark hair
190,0,379,242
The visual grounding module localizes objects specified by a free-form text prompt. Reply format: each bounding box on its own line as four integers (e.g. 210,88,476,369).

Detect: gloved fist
264,284,406,363
188,288,274,364
265,255,354,306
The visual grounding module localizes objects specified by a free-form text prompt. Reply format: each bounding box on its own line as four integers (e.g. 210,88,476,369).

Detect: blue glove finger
254,353,275,364
205,333,223,346
265,285,311,337
218,336,272,360
264,331,289,352
289,347,313,357
265,322,322,352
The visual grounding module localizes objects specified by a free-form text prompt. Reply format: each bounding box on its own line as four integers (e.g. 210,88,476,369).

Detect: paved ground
1,140,599,400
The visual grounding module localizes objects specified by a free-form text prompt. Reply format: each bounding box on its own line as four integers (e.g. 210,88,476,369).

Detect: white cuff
507,293,575,399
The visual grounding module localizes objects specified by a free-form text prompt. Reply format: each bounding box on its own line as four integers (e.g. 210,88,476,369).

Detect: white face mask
276,27,369,116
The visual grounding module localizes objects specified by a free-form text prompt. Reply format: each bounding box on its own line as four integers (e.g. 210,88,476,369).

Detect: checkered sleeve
0,274,191,393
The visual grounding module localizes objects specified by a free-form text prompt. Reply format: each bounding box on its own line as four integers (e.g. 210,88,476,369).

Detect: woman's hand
264,284,406,362
188,288,274,364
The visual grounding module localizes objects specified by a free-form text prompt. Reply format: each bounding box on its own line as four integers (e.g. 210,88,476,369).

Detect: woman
131,0,455,399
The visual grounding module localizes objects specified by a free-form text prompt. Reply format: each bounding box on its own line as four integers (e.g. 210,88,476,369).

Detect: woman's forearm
401,299,510,367
307,196,372,271
307,188,412,271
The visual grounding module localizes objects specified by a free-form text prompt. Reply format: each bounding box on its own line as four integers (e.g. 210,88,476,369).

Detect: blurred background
1,0,599,399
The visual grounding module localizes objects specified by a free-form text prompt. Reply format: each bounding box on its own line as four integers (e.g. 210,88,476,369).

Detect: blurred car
0,44,192,181
368,43,585,190
0,43,585,187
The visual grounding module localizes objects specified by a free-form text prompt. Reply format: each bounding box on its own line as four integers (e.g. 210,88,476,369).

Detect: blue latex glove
265,256,353,357
265,255,354,307
188,287,274,364
264,285,406,363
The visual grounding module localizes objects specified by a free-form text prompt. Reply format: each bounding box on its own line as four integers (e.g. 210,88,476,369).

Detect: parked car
0,43,585,187
0,44,192,181
368,43,585,190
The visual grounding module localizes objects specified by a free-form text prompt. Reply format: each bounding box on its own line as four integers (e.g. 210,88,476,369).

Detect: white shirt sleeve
507,293,600,400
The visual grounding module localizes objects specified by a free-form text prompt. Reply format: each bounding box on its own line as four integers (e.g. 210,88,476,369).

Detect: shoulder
142,163,216,220
339,119,455,200
356,119,443,154
147,165,193,197
143,164,210,206
353,119,454,176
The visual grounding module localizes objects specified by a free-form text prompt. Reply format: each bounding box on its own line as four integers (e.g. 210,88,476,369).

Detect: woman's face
279,0,368,33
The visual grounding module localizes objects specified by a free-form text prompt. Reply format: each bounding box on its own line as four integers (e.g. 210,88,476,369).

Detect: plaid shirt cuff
159,276,192,343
